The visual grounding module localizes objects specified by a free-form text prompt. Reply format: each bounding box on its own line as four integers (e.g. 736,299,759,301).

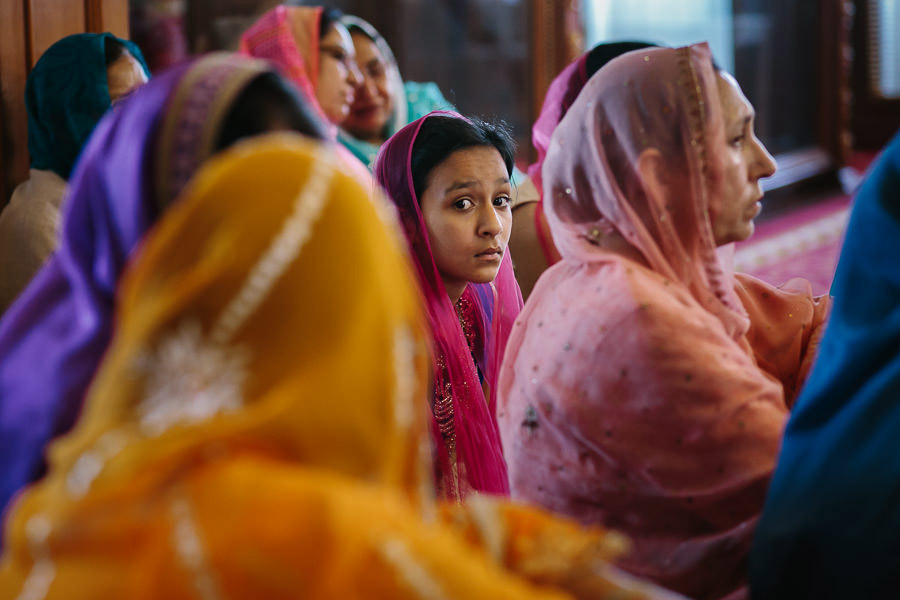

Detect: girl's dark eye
493,195,511,208
453,199,474,210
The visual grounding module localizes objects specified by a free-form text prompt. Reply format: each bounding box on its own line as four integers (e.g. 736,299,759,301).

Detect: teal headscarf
25,32,149,180
338,16,454,169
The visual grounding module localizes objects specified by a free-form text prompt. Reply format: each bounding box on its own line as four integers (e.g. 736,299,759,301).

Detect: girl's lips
475,247,503,261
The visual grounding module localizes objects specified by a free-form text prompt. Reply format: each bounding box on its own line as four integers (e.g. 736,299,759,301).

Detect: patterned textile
498,45,828,600
239,5,333,137
0,54,271,523
375,111,523,500
1,134,680,600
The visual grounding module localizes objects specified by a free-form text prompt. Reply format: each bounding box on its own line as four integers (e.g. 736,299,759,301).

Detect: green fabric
339,80,454,170
25,33,149,180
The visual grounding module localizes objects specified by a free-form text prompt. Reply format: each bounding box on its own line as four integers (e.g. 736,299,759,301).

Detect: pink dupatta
239,5,334,138
375,111,520,500
526,55,589,265
498,45,792,599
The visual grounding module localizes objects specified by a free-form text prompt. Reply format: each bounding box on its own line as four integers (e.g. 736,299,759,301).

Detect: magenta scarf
375,111,520,499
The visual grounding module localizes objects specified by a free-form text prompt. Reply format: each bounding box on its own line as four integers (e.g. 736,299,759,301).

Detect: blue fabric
25,33,149,179
750,131,900,598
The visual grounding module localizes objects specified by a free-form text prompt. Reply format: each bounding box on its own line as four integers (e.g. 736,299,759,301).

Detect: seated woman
0,53,325,522
337,15,453,169
0,33,149,314
375,111,523,500
0,132,683,600
239,4,361,139
497,44,828,599
750,132,900,599
509,42,654,299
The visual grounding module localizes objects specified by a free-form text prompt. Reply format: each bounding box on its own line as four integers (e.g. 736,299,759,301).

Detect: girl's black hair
215,71,327,151
585,41,658,78
410,115,517,200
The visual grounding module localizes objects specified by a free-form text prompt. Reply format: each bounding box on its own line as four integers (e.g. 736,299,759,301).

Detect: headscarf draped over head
337,16,454,169
0,137,683,600
543,43,749,336
498,45,791,599
25,32,150,180
375,111,522,500
750,131,900,599
0,53,274,520
239,5,333,135
0,133,431,595
340,15,407,132
527,42,655,265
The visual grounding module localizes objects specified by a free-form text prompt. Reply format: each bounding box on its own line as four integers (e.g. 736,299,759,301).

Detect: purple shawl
0,53,271,520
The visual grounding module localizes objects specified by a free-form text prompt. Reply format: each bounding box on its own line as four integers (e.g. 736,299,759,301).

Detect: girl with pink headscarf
497,44,828,599
376,111,523,501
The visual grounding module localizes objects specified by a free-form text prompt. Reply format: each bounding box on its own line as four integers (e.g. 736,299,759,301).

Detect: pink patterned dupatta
525,55,587,265
239,5,335,139
375,111,519,500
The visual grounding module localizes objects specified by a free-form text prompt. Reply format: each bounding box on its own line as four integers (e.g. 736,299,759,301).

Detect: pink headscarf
528,55,589,202
239,5,374,180
239,5,333,137
498,44,789,599
375,111,521,500
527,43,656,267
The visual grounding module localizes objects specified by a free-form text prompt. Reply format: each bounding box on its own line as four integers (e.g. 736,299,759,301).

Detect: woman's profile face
418,145,512,300
711,71,777,246
315,23,361,124
343,32,394,141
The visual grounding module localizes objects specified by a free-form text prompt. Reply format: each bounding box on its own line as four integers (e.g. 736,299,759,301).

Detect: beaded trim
170,493,223,600
675,47,743,318
13,517,55,600
155,54,269,213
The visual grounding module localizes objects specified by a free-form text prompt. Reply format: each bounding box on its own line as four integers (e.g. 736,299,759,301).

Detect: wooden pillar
530,0,584,157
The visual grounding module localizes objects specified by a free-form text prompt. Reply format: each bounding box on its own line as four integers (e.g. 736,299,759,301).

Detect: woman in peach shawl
0,133,682,600
498,44,828,600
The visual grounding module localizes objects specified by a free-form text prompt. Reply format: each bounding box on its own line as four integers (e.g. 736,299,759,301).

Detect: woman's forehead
716,71,754,121
323,23,354,50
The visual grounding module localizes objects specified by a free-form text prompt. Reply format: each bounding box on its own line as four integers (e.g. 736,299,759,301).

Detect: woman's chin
344,119,385,140
466,266,501,285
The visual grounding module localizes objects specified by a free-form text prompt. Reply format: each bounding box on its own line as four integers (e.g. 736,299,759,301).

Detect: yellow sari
0,134,678,600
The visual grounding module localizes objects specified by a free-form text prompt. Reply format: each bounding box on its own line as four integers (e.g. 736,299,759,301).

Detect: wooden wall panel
27,0,87,68
0,0,30,203
86,0,129,37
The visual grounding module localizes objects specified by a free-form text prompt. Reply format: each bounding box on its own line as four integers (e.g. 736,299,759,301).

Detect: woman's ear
636,147,667,198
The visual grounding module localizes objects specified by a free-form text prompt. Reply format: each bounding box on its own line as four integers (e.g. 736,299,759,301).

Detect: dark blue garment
25,33,148,180
750,130,900,599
